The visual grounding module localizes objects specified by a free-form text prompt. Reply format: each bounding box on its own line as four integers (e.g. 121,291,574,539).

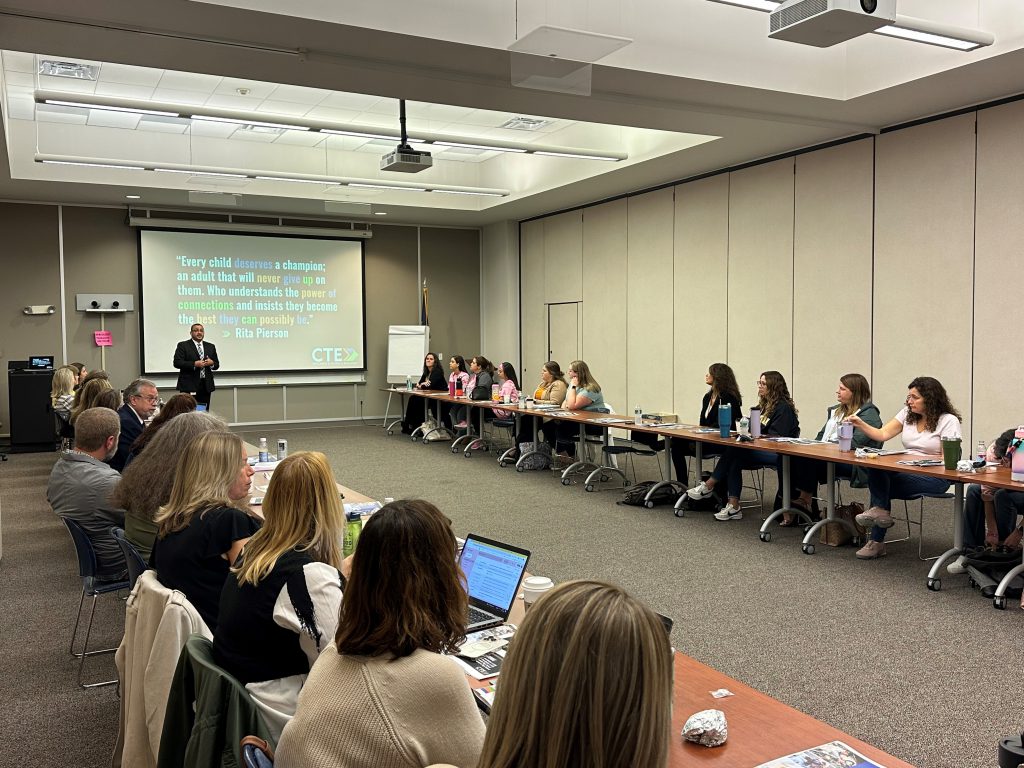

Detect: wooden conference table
382,389,1024,597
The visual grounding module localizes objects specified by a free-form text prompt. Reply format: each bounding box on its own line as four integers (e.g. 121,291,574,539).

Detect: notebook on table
458,534,530,632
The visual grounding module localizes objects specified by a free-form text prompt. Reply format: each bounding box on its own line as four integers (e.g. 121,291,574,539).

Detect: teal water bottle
718,402,731,438
343,509,362,557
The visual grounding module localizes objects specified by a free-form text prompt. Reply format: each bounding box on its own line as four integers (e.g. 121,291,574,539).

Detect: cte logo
312,348,359,363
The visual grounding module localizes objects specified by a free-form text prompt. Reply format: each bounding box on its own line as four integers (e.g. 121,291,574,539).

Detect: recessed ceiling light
125,194,141,199
39,60,98,80
499,116,552,131
373,211,387,216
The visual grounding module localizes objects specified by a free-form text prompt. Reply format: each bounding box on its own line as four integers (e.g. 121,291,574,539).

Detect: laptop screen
29,356,54,370
459,535,530,617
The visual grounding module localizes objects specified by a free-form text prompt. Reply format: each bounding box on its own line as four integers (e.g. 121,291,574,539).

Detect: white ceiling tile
230,129,279,142
157,71,221,93
136,117,189,134
35,104,88,125
214,78,277,99
361,97,400,115
267,84,331,104
87,109,142,129
405,101,477,122
188,120,239,139
2,50,37,74
151,88,212,106
274,131,327,147
318,91,388,111
4,71,34,88
38,74,97,93
94,81,157,99
98,62,163,87
6,92,37,120
205,93,266,110
305,106,361,123
258,100,314,117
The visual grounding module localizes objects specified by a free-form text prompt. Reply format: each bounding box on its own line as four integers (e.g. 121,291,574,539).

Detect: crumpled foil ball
681,708,728,747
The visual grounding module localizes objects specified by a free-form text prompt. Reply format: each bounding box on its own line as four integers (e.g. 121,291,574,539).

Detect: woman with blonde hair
541,359,607,458
113,410,228,561
213,451,346,740
275,499,484,768
478,580,673,768
50,366,78,422
70,376,113,424
151,431,259,630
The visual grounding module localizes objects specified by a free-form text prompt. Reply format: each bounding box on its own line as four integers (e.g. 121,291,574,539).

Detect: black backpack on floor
674,472,727,513
618,480,681,508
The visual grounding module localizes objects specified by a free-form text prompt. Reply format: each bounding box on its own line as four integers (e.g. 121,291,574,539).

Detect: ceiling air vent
38,60,99,80
499,116,551,131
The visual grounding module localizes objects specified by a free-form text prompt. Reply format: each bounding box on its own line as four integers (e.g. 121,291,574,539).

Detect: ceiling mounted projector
769,0,896,47
381,98,433,173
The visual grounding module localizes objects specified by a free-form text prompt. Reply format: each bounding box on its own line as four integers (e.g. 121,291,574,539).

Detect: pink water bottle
448,379,456,397
1012,426,1024,482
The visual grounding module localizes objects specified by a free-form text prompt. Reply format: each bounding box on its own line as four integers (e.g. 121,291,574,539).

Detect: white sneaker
946,555,968,575
713,503,743,521
687,482,715,500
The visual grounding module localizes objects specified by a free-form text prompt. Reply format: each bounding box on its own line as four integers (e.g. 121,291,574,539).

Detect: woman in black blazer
669,363,742,483
400,352,447,434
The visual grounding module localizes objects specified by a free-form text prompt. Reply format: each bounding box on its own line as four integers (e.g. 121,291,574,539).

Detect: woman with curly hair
275,499,484,768
668,362,743,483
847,376,962,560
686,370,800,521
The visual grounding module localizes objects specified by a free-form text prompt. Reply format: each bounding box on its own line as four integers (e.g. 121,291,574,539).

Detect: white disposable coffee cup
521,576,554,611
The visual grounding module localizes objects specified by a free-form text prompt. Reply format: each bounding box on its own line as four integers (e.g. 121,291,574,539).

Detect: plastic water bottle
749,407,761,438
491,383,500,402
1012,426,1024,482
738,416,750,436
634,405,642,425
258,437,269,463
717,403,731,438
406,375,412,390
976,440,986,463
343,509,362,557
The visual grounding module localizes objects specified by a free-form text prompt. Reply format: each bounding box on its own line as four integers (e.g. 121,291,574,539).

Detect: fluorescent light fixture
434,141,527,154
190,115,309,131
41,159,145,171
533,150,619,161
255,175,342,186
43,99,180,118
706,0,780,10
374,211,387,216
321,129,399,140
874,17,993,51
430,188,506,198
154,167,248,178
125,195,141,199
348,182,428,192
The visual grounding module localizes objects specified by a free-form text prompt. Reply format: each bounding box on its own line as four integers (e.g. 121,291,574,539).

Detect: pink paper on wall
94,330,113,347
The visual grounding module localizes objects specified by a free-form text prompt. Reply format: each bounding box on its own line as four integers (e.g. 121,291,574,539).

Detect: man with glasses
173,322,220,410
109,378,159,472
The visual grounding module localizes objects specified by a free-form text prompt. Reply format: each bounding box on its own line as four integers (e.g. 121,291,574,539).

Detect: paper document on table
693,427,719,434
591,417,632,424
450,648,506,679
531,404,558,411
754,740,886,768
344,501,382,516
896,459,944,467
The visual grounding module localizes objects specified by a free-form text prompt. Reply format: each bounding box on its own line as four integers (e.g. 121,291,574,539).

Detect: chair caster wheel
516,465,525,473
759,531,771,543
968,577,977,589
993,595,1007,610
645,500,655,509
561,478,570,486
927,578,941,592
673,509,685,517
451,446,458,454
802,525,812,534
499,460,508,468
464,451,473,458
600,474,610,482
802,543,815,555
387,430,394,436
585,484,594,492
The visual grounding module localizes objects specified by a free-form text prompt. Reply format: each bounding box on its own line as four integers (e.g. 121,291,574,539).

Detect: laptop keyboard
468,606,493,625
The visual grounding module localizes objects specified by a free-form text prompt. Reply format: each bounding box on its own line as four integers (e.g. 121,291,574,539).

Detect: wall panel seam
58,204,67,365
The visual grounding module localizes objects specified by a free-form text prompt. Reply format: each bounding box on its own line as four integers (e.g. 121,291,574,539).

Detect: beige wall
0,205,480,433
512,102,1024,445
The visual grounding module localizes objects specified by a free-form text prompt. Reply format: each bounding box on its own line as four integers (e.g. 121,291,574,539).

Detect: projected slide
139,229,365,374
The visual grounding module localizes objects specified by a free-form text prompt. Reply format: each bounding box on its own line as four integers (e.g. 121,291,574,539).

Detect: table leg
515,414,547,472
758,454,813,543
992,559,1024,609
675,440,704,513
499,414,521,466
799,462,857,554
410,395,428,441
584,425,628,493
384,390,405,435
562,423,599,486
926,481,965,591
638,434,686,506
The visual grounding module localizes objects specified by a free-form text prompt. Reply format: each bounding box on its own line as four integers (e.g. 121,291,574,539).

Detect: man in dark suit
109,378,158,472
173,323,220,409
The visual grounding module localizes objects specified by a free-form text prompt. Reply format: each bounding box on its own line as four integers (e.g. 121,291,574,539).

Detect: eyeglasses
135,394,159,402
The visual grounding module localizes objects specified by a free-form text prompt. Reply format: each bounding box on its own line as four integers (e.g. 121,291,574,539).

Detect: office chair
110,526,150,590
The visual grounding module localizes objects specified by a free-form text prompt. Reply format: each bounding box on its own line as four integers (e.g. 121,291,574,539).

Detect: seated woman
113,410,228,562
151,431,261,630
946,428,1024,574
50,366,77,423
93,388,121,411
69,376,113,425
214,451,345,741
68,362,87,389
668,363,742,483
477,580,673,768
274,499,485,768
686,370,800,522
541,360,606,459
788,373,882,517
519,361,568,443
438,355,470,429
492,361,521,418
400,352,447,434
451,355,496,429
847,376,961,560
125,392,197,465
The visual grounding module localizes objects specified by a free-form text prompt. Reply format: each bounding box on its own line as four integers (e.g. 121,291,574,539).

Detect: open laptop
458,534,531,631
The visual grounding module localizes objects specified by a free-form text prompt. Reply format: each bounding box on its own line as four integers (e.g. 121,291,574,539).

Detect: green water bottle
343,509,362,557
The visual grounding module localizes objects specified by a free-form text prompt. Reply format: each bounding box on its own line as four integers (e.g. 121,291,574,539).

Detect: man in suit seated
109,378,159,472
173,323,219,410
48,407,127,581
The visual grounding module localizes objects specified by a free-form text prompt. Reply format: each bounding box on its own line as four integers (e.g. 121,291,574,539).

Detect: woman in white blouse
847,376,962,560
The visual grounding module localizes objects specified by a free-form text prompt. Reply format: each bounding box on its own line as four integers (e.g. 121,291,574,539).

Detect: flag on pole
421,279,429,326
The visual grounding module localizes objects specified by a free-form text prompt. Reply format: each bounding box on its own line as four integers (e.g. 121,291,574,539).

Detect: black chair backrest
60,516,98,581
110,526,149,590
